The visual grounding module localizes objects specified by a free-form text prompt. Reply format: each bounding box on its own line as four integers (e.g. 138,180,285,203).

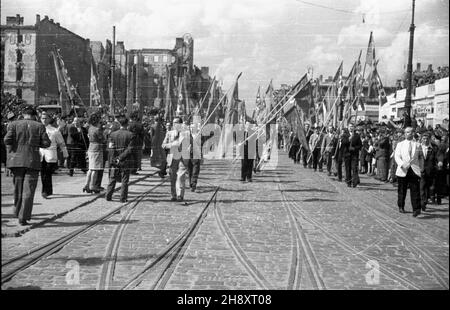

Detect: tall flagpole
404,0,416,127
109,26,115,116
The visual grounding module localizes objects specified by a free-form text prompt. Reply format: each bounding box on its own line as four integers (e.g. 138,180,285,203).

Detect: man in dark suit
187,121,202,192
105,114,136,203
435,135,448,205
309,126,323,172
66,116,88,176
347,123,362,187
302,123,312,168
240,122,256,182
333,129,350,182
4,106,51,225
374,131,391,182
128,111,145,174
419,133,437,211
321,125,336,176
149,115,167,178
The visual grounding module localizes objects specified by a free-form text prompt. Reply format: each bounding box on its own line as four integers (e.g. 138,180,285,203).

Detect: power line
296,0,410,15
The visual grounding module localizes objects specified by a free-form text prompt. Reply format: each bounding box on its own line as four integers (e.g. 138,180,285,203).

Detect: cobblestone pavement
1,150,448,290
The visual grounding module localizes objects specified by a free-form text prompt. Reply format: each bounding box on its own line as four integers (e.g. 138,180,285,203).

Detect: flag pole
200,72,242,132
109,26,115,116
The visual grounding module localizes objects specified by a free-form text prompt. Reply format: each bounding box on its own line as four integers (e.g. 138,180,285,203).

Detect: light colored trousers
169,159,187,199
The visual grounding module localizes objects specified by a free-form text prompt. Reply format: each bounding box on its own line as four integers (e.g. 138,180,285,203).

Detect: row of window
143,54,174,64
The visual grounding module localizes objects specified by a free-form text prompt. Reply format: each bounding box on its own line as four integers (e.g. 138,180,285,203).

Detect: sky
2,0,449,112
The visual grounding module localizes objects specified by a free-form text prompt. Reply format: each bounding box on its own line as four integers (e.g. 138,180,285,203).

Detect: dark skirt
289,145,300,159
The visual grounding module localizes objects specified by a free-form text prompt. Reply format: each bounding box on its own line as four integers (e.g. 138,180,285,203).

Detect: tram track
1,176,168,286
277,181,325,290
279,187,422,289
2,171,161,238
119,187,220,290
357,181,449,234
315,172,449,289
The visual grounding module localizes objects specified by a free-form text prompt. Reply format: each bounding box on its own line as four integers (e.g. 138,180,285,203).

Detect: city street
1,150,448,290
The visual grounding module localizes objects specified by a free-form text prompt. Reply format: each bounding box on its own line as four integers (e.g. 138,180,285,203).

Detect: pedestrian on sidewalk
162,117,188,202
394,127,424,217
105,114,136,203
39,113,68,199
83,113,105,193
4,106,51,225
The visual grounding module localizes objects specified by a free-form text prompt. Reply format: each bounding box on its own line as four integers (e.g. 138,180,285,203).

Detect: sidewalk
1,162,159,237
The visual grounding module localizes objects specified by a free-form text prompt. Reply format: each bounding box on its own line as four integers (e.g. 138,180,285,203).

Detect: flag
50,49,70,117
294,106,310,153
365,32,374,67
224,73,241,125
50,47,84,116
264,79,274,123
205,79,216,122
164,65,174,122
90,61,101,107
368,60,387,104
333,61,343,84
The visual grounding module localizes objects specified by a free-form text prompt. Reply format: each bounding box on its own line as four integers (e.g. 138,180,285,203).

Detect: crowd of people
2,98,448,225
2,104,205,225
285,120,449,217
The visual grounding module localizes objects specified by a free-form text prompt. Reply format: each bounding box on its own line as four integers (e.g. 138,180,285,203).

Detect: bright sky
2,0,449,112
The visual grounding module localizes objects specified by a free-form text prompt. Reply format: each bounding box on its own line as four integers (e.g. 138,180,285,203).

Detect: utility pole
109,26,116,116
404,0,415,127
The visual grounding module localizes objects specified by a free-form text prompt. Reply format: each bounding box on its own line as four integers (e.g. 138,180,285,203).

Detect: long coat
149,121,167,169
4,119,51,169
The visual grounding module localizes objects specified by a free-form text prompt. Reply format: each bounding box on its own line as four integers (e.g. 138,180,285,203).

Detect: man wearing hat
4,106,51,225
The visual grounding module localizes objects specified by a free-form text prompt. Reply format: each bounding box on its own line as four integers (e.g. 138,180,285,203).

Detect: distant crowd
284,119,449,217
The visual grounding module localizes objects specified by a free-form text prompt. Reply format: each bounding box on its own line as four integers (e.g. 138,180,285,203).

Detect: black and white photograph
1,0,449,294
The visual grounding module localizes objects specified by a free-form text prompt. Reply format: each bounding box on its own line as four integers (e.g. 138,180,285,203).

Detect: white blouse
40,125,69,163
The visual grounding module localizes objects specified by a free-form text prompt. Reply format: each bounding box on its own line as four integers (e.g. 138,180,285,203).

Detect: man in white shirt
394,127,424,217
40,113,68,198
162,117,188,203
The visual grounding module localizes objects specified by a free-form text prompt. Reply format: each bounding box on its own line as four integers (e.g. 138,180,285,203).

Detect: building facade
1,14,91,106
379,77,449,128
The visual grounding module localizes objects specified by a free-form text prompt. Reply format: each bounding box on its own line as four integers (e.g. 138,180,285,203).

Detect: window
144,56,149,64
153,55,159,62
163,55,168,63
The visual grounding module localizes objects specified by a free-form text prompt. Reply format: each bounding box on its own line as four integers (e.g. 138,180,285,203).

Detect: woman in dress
83,113,105,193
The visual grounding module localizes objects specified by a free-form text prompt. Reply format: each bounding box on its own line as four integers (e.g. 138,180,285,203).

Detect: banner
365,31,374,67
